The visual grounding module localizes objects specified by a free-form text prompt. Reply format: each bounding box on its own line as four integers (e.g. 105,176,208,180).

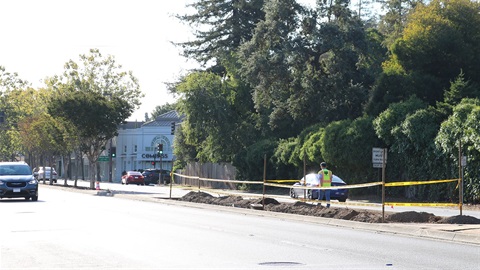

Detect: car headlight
29,179,38,185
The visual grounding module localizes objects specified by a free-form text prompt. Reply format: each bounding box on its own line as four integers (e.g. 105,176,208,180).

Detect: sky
0,0,198,121
0,0,316,122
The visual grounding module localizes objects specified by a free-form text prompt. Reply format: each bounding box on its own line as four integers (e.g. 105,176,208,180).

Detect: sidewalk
41,180,480,245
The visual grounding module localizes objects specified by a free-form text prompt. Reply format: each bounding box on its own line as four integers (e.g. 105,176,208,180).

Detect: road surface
1,187,478,269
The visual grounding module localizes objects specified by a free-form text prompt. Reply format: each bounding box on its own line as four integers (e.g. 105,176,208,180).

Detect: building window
124,145,127,153
134,145,137,153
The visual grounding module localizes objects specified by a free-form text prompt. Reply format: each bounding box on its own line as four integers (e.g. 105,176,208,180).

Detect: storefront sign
142,153,168,159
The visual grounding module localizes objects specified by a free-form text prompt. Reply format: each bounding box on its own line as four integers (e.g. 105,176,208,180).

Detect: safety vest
319,169,332,187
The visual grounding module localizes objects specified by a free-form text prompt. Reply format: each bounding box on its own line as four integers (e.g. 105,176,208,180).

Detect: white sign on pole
461,156,467,167
373,163,384,168
372,148,387,164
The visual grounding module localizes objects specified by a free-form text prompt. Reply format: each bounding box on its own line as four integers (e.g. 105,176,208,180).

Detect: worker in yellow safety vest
318,162,332,208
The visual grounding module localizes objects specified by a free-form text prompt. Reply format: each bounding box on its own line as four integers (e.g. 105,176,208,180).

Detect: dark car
121,171,145,185
142,169,171,185
290,173,349,202
0,162,38,201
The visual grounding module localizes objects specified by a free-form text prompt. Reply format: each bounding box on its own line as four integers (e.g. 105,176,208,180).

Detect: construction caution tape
385,179,458,187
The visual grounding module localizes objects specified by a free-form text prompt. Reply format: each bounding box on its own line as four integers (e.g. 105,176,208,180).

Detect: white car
290,173,349,202
36,166,58,183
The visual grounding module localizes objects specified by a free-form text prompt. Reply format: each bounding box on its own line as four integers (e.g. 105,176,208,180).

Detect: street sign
372,148,387,163
98,156,109,162
373,163,384,168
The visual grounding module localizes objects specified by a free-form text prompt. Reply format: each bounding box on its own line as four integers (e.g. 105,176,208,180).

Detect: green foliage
302,130,324,169
44,49,140,186
377,0,423,48
49,91,132,141
373,96,427,146
271,137,298,180
18,114,73,158
0,87,51,161
321,116,380,184
239,0,377,135
443,71,480,107
52,49,143,109
0,66,29,94
435,99,480,155
436,99,480,202
233,139,277,181
175,70,258,163
175,0,265,64
383,0,480,104
169,0,480,203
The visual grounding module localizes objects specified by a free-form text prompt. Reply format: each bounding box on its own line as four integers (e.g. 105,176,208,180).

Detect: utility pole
108,139,113,182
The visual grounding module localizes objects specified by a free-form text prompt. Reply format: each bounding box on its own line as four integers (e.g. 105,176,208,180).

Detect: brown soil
179,191,480,224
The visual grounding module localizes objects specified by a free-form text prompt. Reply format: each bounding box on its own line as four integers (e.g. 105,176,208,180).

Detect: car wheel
289,188,297,198
307,190,312,199
25,197,30,200
339,197,347,202
31,195,38,201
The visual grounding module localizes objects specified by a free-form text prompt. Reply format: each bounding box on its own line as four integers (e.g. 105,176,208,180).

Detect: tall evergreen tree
175,0,265,65
377,0,424,48
240,0,377,137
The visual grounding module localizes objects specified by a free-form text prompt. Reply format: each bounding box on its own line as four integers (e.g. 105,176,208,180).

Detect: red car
121,171,145,185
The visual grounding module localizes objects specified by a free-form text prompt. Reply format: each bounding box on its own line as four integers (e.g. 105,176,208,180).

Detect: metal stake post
458,142,463,216
108,139,113,182
160,154,163,184
381,148,386,223
303,151,306,201
262,154,266,208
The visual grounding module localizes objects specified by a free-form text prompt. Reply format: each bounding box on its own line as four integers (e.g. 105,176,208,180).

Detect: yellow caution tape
385,179,458,187
198,177,262,184
265,181,383,190
264,182,299,189
266,180,299,183
172,174,462,208
173,173,199,179
385,202,459,207
175,173,460,195
173,173,262,184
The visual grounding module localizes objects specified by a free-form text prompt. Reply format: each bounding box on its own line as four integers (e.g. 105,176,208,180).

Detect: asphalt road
1,186,479,269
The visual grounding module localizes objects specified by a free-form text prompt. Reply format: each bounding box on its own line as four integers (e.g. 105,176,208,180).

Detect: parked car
35,166,58,183
142,169,171,185
121,171,145,185
290,173,349,202
0,162,38,201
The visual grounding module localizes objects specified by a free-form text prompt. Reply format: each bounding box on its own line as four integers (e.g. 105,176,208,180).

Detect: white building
113,110,182,182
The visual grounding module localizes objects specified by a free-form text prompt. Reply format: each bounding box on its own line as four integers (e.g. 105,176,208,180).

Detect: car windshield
0,165,32,176
301,173,346,185
302,174,320,185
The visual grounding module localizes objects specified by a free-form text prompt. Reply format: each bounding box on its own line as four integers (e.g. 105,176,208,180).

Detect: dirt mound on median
179,191,480,224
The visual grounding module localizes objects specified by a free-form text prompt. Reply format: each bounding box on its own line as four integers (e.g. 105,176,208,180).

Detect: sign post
373,148,387,222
